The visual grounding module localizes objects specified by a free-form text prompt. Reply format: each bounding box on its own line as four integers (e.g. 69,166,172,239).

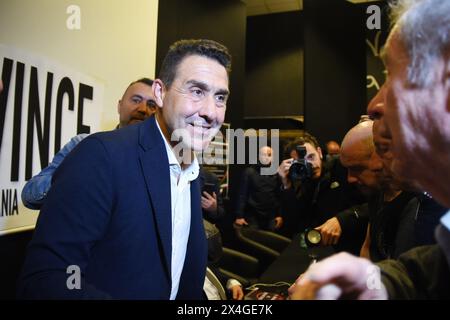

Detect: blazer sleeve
378,244,450,299
17,136,114,299
335,203,369,236
21,133,89,210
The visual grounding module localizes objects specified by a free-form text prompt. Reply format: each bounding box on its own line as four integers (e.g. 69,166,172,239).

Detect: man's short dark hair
285,131,320,156
125,77,156,107
158,39,232,88
128,77,154,88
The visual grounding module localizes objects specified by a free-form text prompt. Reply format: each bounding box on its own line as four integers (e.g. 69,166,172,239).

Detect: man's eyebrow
216,89,229,96
186,80,210,91
186,79,229,96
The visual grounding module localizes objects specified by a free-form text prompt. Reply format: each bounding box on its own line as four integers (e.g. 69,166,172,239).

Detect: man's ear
152,79,165,108
317,147,323,160
117,100,121,114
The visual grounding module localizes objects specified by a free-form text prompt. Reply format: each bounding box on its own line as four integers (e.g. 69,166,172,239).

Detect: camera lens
305,229,321,247
287,145,313,182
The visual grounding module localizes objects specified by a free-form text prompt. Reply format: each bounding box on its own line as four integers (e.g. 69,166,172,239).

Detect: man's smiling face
157,54,229,152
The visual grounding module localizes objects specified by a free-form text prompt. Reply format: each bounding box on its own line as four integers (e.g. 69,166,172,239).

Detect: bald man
340,121,383,197
234,146,283,231
346,118,418,261
325,140,340,160
313,122,381,249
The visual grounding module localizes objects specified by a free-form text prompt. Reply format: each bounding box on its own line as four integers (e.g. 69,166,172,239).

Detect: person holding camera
277,132,366,254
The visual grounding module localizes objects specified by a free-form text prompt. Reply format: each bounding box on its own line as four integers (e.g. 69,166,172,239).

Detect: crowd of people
8,0,450,300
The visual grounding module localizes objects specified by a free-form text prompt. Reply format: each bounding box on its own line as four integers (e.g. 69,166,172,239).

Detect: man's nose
137,101,153,117
368,103,384,120
199,96,216,122
367,86,386,119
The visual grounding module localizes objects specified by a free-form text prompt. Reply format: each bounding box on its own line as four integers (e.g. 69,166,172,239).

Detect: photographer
278,132,366,254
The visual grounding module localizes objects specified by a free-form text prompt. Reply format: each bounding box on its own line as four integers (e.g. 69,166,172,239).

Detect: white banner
0,44,104,235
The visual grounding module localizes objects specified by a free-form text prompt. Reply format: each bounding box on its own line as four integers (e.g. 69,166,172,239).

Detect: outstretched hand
288,252,388,300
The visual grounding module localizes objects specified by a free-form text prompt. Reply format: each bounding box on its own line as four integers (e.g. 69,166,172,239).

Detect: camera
288,145,313,182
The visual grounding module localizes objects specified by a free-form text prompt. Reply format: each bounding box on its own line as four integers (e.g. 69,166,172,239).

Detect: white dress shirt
156,119,199,300
436,210,450,269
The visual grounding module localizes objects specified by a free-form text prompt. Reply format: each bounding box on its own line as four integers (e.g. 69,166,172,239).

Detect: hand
201,191,217,212
360,243,371,259
274,216,283,229
315,217,342,246
234,218,248,226
288,252,388,300
288,278,323,300
230,285,244,300
277,158,293,189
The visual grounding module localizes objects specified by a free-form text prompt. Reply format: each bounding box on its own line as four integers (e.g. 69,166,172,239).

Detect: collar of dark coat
138,115,164,151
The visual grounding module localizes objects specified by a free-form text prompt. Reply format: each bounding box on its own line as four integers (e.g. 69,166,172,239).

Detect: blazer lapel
138,116,172,278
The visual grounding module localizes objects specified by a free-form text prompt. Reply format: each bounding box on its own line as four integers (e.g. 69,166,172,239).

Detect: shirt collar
441,210,450,232
155,116,199,181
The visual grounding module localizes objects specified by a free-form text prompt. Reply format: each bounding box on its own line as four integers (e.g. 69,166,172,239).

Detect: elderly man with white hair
288,0,450,300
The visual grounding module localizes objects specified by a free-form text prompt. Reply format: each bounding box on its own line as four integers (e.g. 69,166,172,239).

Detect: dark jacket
369,192,446,262
379,244,450,299
17,116,206,299
235,165,281,229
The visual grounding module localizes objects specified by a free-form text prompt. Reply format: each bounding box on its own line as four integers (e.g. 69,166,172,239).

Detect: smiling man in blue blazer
18,39,232,299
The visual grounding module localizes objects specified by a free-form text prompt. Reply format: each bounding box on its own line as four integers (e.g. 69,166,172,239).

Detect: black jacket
379,244,450,299
235,165,281,229
370,192,447,261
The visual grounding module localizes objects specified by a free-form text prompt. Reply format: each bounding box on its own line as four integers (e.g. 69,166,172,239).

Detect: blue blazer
18,116,207,299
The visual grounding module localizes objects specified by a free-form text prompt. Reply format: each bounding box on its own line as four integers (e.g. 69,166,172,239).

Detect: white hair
390,0,450,87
